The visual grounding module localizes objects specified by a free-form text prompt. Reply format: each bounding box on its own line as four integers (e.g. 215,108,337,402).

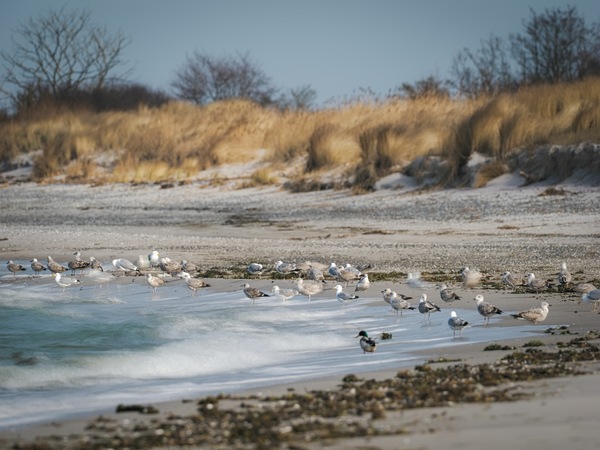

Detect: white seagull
335,284,359,306
270,285,298,302
274,260,299,278
475,294,503,326
354,274,370,292
53,273,81,291
557,262,572,288
148,250,161,268
448,311,469,338
526,273,550,292
511,301,550,324
581,289,600,311
112,258,139,272
247,262,264,277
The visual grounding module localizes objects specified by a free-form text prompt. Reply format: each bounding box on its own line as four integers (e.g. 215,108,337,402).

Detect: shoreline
1,180,600,448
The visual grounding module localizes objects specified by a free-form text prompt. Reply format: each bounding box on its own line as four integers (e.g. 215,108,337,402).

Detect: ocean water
0,263,538,430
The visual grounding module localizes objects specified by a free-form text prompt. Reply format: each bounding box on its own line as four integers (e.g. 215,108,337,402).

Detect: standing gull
7,260,26,278
501,271,523,289
557,262,572,288
296,278,323,301
247,263,264,278
274,260,299,278
355,330,377,354
511,301,550,324
306,266,326,283
335,284,359,306
448,311,469,338
180,272,210,295
475,294,503,326
418,293,441,319
581,289,600,311
146,273,165,293
355,274,370,292
243,283,270,304
53,273,81,291
148,250,161,268
68,251,90,275
440,283,461,303
390,291,415,316
30,258,47,277
526,273,550,292
47,256,67,274
270,285,298,302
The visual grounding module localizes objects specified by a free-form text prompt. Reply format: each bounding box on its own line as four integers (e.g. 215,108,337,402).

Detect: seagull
89,256,104,271
557,262,572,288
526,273,550,292
160,257,182,275
30,258,47,277
247,263,264,277
461,267,482,288
148,250,161,268
390,292,415,316
7,260,26,278
511,301,550,324
381,287,396,304
418,293,441,319
440,283,461,303
406,272,431,289
501,271,523,289
270,285,298,302
243,283,270,304
146,273,165,293
328,263,360,286
53,273,81,291
475,294,503,326
335,284,359,305
296,278,323,301
581,289,600,311
573,282,597,294
355,274,370,292
47,256,67,274
179,272,210,295
355,330,377,354
274,260,299,278
306,266,326,283
68,251,89,275
112,258,140,272
182,260,200,273
448,311,469,338
343,263,363,276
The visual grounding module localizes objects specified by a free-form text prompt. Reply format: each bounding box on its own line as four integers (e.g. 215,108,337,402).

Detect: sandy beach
1,175,599,449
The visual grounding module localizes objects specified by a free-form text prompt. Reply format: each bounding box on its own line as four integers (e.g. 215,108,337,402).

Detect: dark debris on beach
7,331,600,450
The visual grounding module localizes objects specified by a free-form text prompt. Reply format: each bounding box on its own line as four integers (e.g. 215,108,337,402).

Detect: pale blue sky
1,1,598,105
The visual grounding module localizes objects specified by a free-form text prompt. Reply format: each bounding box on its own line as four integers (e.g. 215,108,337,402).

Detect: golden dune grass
1,78,599,185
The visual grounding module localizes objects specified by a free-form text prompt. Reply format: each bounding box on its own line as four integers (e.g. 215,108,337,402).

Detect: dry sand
1,174,599,449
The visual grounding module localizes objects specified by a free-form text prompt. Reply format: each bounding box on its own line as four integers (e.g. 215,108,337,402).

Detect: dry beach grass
0,172,599,449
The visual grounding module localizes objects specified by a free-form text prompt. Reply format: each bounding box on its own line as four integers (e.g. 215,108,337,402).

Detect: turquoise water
0,261,538,430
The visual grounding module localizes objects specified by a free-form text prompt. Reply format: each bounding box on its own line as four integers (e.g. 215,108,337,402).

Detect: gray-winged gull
440,283,461,303
581,289,600,311
53,273,81,291
243,283,270,304
335,284,359,305
448,311,469,337
475,294,503,325
557,262,572,287
418,293,441,319
7,260,26,278
270,285,298,302
30,258,47,277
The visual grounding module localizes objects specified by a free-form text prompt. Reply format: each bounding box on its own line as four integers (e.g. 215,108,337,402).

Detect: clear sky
1,0,598,105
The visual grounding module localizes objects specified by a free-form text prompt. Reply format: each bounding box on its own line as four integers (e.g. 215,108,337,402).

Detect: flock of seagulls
4,256,598,354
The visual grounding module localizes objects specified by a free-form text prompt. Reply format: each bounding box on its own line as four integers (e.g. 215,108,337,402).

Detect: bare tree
0,6,131,107
171,51,277,106
393,75,450,99
450,34,515,97
277,84,317,110
510,6,596,84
